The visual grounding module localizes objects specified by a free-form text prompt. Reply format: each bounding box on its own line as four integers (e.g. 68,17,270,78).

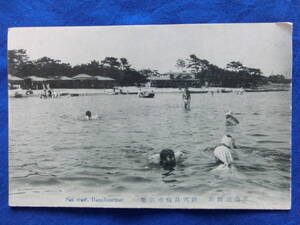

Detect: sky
8,23,292,77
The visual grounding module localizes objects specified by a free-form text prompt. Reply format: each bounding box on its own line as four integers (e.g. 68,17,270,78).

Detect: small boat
104,89,120,95
9,89,25,98
14,92,23,98
60,93,69,96
119,88,139,95
138,91,155,98
221,89,233,93
189,90,208,94
120,90,139,95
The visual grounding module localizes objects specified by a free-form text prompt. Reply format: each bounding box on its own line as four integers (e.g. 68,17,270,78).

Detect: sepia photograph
8,23,291,209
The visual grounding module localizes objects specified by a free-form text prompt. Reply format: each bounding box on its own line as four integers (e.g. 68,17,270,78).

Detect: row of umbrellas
8,74,115,82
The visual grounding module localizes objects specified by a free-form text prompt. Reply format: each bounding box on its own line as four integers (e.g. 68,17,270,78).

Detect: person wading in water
182,86,191,110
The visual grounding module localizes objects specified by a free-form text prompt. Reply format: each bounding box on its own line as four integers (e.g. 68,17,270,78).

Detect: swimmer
84,110,99,120
148,149,186,169
85,110,92,120
182,87,191,110
160,149,176,169
213,135,237,168
225,111,239,126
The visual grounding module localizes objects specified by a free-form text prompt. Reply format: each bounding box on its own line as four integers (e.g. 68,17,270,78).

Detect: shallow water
9,91,291,207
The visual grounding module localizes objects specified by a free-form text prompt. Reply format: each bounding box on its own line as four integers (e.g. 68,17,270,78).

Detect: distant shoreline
8,85,290,98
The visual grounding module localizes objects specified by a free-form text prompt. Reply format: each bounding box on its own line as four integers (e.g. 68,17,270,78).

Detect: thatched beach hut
48,76,73,88
20,74,116,89
149,72,199,88
94,75,115,88
8,74,25,89
71,74,115,88
25,76,50,89
72,74,96,88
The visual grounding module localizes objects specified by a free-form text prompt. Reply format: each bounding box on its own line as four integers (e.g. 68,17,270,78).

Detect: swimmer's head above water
221,134,237,149
85,110,92,120
225,110,239,125
225,110,233,118
160,149,176,169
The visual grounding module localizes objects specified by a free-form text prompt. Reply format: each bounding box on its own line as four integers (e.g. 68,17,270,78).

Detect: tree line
8,49,150,86
175,54,290,87
176,55,262,88
8,49,289,88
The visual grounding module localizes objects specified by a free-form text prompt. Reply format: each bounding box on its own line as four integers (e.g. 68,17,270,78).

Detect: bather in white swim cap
225,110,233,116
221,135,234,149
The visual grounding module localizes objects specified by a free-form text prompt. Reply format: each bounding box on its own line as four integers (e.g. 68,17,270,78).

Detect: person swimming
182,87,191,110
85,110,92,120
225,111,239,126
148,149,185,169
160,149,176,169
213,135,237,168
84,110,99,120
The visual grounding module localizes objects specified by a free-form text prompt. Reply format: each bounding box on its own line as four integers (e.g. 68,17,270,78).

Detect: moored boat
14,92,23,98
221,89,233,93
138,90,155,98
189,90,208,94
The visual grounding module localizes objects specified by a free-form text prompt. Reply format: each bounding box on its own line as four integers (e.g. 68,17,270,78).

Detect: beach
8,83,290,98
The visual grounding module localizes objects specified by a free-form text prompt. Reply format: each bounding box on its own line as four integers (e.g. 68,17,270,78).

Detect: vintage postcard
8,23,292,209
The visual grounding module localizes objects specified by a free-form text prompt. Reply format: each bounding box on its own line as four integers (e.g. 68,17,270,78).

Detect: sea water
9,91,291,208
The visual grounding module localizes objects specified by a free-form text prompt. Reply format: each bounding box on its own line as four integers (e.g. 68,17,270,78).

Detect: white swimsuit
213,145,233,166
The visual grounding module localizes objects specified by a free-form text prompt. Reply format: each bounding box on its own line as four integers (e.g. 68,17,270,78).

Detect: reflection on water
9,92,291,206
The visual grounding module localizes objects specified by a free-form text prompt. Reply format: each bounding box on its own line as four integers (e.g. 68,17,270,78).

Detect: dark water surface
9,91,291,207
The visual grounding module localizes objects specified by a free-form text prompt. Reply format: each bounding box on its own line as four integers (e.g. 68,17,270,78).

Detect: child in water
182,87,191,110
225,111,239,126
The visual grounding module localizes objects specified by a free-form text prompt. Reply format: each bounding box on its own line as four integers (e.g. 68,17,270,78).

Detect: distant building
48,76,73,88
70,74,115,88
25,76,51,89
71,74,97,88
149,72,199,88
16,74,116,89
8,74,25,89
94,76,115,88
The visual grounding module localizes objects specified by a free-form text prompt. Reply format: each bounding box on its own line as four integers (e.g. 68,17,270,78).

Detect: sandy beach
8,84,290,98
